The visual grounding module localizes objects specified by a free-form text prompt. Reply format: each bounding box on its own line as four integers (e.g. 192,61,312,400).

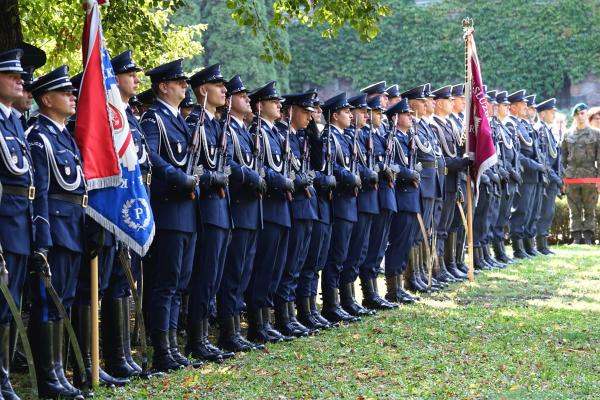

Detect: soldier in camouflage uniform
561,103,600,244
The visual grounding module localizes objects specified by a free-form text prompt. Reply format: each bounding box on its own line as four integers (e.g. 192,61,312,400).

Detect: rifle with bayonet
215,100,232,198
282,109,295,202
349,123,360,197
186,96,207,177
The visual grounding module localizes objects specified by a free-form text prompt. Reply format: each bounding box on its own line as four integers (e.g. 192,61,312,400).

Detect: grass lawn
15,245,600,399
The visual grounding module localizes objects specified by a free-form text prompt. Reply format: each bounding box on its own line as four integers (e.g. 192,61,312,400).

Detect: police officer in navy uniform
403,85,442,292
27,65,85,399
338,93,379,317
0,48,36,400
245,81,295,344
185,64,234,362
429,85,470,281
361,81,389,135
506,90,544,259
102,49,149,379
215,75,265,352
140,59,199,372
359,95,398,309
383,98,421,303
295,91,337,331
534,98,561,255
271,92,318,337
12,66,35,131
490,91,519,264
320,92,362,324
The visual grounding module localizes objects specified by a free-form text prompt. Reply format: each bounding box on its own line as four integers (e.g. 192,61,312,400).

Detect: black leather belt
48,193,88,208
2,185,35,200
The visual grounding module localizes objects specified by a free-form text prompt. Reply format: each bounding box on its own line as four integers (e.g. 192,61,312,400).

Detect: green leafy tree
3,0,204,76
173,0,290,91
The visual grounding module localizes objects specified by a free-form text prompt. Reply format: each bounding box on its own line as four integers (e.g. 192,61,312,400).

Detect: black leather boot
536,236,550,255
169,329,202,368
543,236,555,255
287,302,312,335
30,320,85,400
151,330,183,372
0,323,19,400
445,234,468,280
500,241,514,264
493,240,510,264
511,239,529,259
396,274,417,303
571,231,582,244
185,319,232,362
321,287,358,323
528,237,542,256
309,296,333,329
274,303,307,338
246,307,275,344
120,298,142,374
583,230,594,245
103,298,138,378
522,237,537,257
455,232,468,272
296,297,322,332
262,307,294,342
340,283,372,317
361,278,397,310
386,275,415,304
483,244,505,268
405,247,429,293
234,314,264,350
218,317,252,353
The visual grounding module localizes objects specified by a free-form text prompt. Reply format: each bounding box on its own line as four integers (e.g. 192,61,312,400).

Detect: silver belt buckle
82,194,88,208
28,186,36,200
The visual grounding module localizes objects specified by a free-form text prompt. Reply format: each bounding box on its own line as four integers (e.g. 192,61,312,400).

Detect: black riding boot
169,329,202,368
511,239,528,259
0,323,19,400
120,298,142,374
103,298,138,378
361,278,397,310
151,330,183,372
246,307,274,345
274,303,307,338
339,282,371,317
287,302,312,335
309,296,333,329
296,297,322,332
321,287,358,323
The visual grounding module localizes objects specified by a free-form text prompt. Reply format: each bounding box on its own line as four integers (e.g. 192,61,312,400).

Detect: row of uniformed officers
0,47,560,399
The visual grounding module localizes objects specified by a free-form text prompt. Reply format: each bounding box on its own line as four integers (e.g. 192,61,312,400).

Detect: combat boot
234,314,264,350
583,230,594,245
571,231,582,244
120,298,142,375
262,307,294,341
361,278,397,310
309,295,334,329
185,320,223,362
217,317,252,353
169,329,203,368
511,239,529,259
340,282,372,317
0,323,19,400
321,287,358,323
536,236,550,255
103,298,139,378
246,307,275,344
296,297,323,332
274,302,307,338
287,302,313,335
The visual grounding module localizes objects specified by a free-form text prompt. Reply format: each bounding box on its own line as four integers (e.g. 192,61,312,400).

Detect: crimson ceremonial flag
464,27,497,204
74,0,154,255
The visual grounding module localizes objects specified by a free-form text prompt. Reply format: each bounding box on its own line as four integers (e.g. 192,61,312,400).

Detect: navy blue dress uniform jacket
307,128,333,225
186,106,232,230
286,126,318,221
226,116,262,230
0,108,33,255
250,119,292,228
126,106,151,177
345,126,378,215
368,128,397,212
28,115,86,252
393,131,421,214
140,100,197,233
506,116,541,185
430,115,465,193
329,125,358,223
416,119,443,199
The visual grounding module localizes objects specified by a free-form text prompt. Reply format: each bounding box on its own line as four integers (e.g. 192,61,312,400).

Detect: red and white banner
464,27,497,204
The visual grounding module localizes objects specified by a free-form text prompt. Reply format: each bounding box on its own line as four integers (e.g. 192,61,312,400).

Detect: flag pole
90,256,100,387
463,18,475,282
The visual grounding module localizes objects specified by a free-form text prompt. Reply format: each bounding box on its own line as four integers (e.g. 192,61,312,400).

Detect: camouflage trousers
566,183,598,232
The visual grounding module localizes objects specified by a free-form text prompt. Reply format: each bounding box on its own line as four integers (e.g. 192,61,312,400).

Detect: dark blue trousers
474,187,492,247
188,224,230,322
360,209,393,281
275,219,313,305
296,220,332,298
385,211,418,276
486,193,501,244
105,249,142,299
321,218,354,290
246,222,289,309
492,186,516,241
537,185,560,236
146,229,196,335
510,183,536,240
0,252,27,324
340,212,374,285
216,228,258,319
436,192,457,255
30,247,82,322
525,183,544,239
76,244,115,305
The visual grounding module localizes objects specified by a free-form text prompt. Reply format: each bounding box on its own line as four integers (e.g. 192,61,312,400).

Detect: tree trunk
0,0,23,51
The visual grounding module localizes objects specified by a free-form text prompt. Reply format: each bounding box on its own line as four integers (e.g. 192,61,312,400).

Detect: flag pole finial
462,17,473,29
